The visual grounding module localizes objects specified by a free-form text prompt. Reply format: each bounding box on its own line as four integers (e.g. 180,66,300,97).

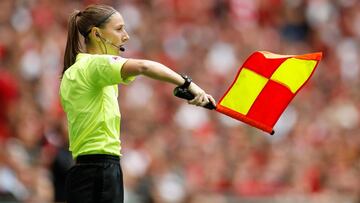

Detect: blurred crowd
0,0,359,202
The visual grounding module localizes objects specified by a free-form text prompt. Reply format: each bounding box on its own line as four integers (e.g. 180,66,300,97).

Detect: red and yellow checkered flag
216,51,322,134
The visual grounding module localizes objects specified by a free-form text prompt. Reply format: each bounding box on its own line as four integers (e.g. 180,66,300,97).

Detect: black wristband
179,74,192,89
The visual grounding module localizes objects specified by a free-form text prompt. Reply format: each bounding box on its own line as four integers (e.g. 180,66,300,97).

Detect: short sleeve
85,55,135,87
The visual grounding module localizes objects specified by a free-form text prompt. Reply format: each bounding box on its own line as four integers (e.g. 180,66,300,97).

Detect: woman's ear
90,27,101,42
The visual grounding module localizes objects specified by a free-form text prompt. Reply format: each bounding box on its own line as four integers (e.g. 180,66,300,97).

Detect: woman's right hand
188,83,216,107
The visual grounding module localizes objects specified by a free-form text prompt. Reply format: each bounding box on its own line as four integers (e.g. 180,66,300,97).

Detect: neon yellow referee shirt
60,53,134,158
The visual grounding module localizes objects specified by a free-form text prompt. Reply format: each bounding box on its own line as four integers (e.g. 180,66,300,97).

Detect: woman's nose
122,31,130,42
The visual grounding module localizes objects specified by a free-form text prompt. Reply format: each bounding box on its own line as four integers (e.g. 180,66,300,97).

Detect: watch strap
179,74,192,89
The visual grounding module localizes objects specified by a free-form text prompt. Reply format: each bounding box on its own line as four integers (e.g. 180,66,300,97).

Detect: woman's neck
86,44,103,55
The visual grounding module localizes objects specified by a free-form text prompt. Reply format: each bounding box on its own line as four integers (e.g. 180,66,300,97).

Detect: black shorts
65,154,123,203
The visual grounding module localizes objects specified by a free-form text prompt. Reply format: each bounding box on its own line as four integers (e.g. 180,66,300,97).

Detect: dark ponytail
62,5,117,76
63,10,82,75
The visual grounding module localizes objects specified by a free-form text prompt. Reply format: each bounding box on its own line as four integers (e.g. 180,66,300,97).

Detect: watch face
185,75,191,81
180,74,191,88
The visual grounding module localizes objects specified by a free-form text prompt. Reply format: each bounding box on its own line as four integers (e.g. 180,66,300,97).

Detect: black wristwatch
179,74,192,89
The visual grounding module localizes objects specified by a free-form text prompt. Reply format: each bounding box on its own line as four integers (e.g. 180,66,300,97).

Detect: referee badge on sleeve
109,56,122,64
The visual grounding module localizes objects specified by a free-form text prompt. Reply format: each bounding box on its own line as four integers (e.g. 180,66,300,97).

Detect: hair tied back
76,10,82,17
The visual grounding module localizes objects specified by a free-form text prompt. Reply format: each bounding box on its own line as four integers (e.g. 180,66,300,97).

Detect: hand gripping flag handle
173,87,216,110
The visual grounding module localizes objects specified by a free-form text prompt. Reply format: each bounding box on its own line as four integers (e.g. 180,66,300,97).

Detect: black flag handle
173,87,216,110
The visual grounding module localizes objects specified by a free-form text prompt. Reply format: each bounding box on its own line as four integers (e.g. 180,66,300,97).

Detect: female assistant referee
60,4,216,203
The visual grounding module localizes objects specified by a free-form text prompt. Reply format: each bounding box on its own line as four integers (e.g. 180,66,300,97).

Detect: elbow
122,59,151,78
138,60,150,75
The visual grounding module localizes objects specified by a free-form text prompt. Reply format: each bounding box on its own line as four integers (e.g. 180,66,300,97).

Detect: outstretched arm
121,59,215,107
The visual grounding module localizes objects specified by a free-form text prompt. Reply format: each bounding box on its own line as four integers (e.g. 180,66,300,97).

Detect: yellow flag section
216,51,322,134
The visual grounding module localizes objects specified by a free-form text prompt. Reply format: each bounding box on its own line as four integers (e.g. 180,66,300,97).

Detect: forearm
122,59,184,86
140,60,184,86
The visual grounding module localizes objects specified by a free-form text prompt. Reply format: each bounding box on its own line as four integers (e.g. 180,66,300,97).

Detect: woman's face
99,12,129,55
